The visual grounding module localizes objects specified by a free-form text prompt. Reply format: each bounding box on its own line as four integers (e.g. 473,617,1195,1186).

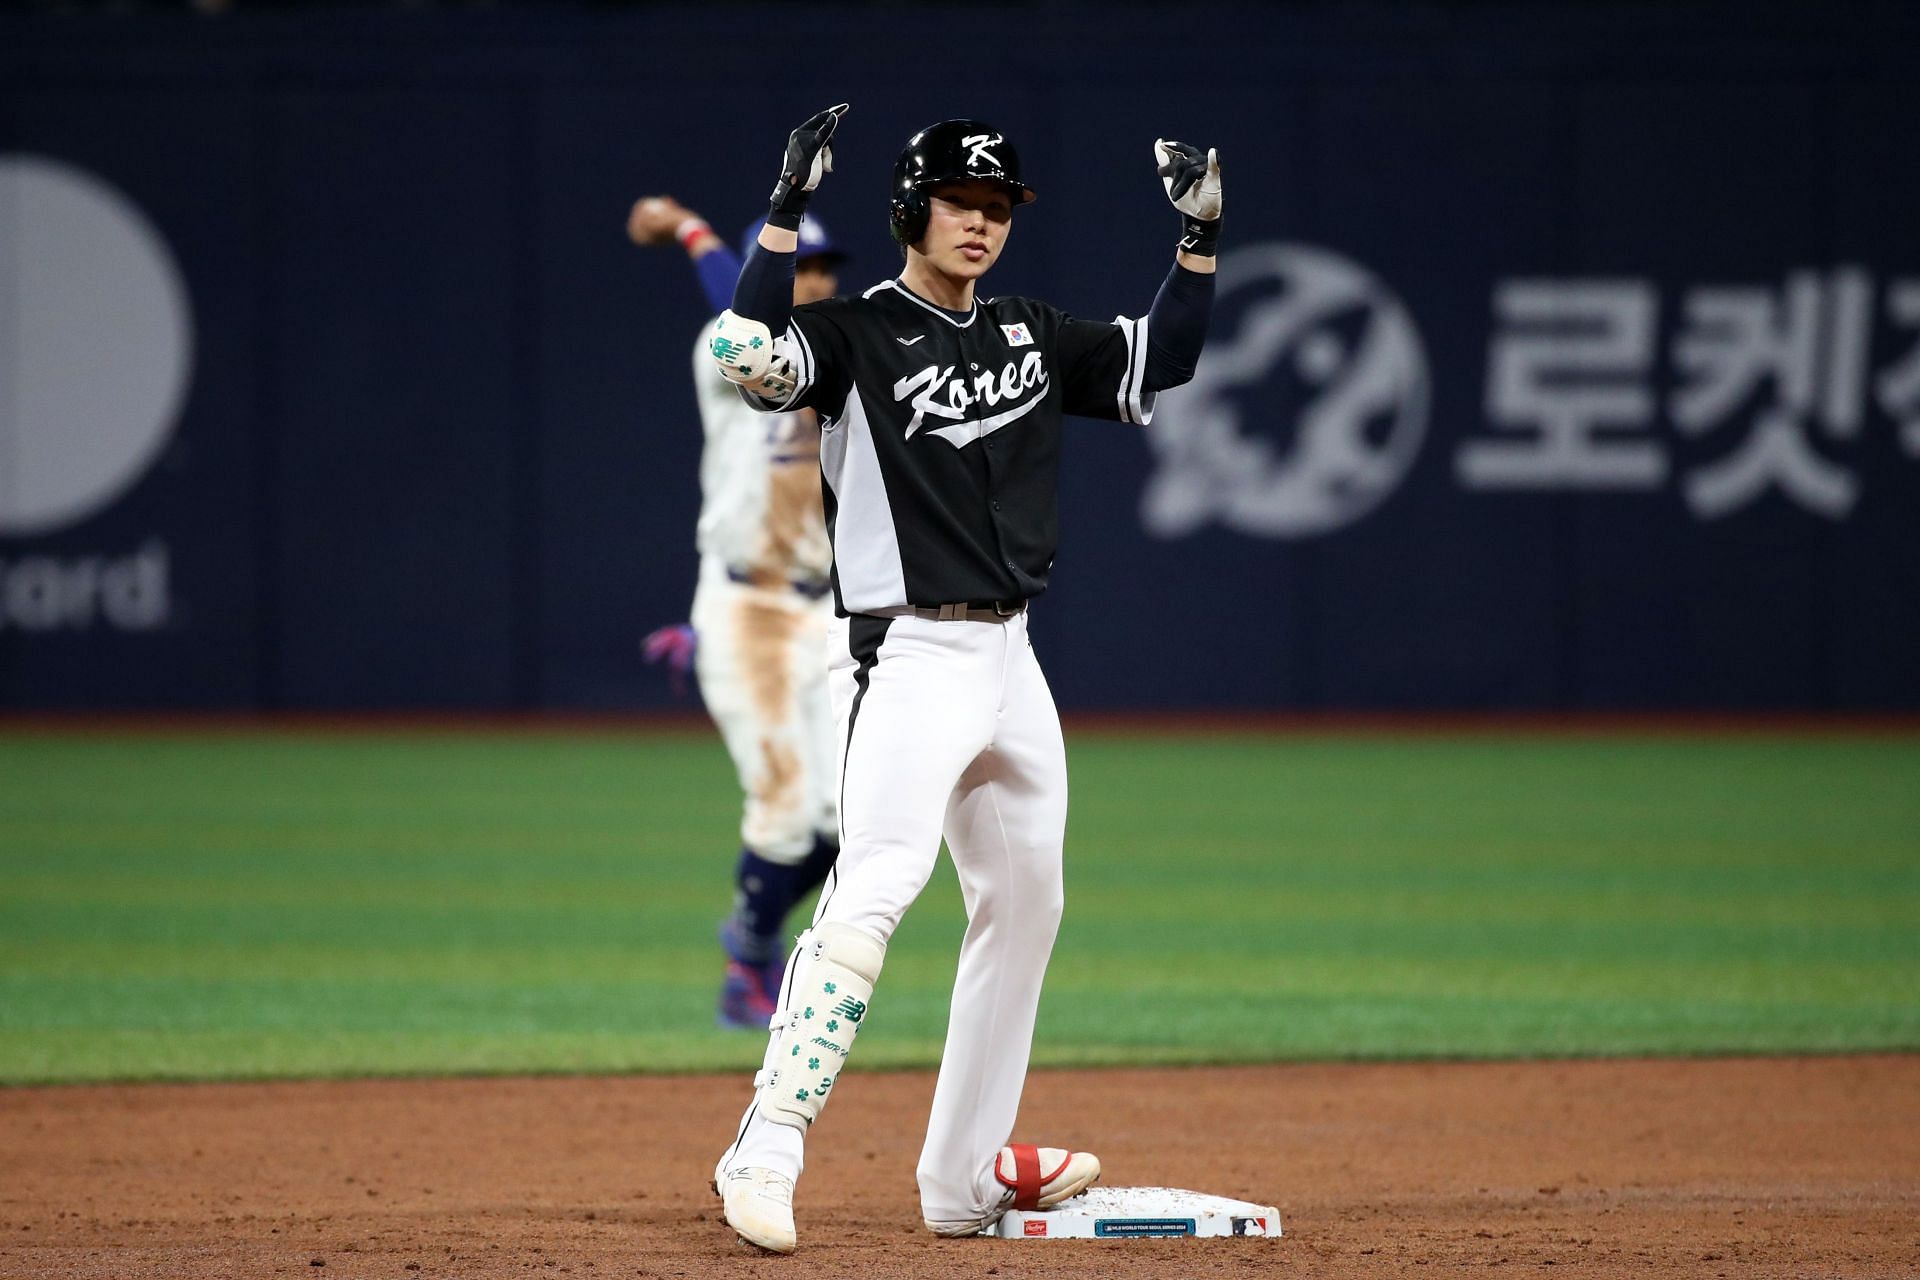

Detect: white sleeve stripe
791,321,817,393
1112,313,1150,426
754,319,815,412
1130,316,1144,424
1130,316,1147,424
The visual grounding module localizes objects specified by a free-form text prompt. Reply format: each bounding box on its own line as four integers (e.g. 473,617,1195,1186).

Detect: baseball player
626,196,848,1029
704,104,1221,1253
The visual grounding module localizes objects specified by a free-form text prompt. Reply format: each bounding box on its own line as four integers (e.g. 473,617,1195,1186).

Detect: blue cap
740,214,847,264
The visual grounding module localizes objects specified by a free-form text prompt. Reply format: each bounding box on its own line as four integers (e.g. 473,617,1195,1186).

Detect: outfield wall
3,2,1918,711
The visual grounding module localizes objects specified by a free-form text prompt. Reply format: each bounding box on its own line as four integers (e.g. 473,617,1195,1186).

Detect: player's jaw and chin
903,180,1015,306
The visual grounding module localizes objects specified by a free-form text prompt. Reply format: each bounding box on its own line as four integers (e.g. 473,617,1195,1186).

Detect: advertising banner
3,5,1915,710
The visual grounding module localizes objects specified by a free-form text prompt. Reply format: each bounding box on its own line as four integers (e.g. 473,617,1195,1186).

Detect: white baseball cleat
717,1166,797,1254
996,1143,1102,1210
923,1143,1102,1236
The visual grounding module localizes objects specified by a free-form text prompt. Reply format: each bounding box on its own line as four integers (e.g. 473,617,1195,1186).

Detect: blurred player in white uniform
628,196,847,1028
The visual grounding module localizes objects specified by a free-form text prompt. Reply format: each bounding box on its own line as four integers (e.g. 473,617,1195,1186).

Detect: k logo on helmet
1142,242,1429,539
962,134,1004,168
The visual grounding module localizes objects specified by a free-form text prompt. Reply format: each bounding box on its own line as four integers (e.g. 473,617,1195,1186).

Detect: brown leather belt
873,600,1027,623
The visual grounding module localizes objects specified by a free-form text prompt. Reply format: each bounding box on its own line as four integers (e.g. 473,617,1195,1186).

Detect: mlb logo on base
1001,322,1034,347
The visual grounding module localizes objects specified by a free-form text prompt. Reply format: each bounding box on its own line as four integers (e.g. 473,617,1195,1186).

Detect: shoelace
732,1169,794,1202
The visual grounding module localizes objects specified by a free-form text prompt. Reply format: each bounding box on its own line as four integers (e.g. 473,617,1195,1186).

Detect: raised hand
627,195,697,245
769,103,850,229
1153,139,1222,256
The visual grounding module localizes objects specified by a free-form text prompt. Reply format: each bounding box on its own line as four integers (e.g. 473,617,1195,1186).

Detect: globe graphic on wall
1142,242,1429,540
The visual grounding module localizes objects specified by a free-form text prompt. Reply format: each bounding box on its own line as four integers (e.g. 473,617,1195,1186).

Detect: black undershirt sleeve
1142,261,1216,392
731,241,796,331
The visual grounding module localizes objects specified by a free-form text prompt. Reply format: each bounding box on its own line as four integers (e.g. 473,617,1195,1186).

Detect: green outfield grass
1,726,1916,1084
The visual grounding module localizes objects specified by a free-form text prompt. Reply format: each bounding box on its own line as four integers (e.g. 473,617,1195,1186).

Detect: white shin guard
754,921,886,1130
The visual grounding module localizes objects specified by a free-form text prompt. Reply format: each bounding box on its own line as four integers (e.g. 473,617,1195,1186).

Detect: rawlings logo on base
1023,1220,1048,1237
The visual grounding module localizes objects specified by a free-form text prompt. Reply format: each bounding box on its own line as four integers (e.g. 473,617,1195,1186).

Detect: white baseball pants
721,607,1068,1225
690,556,838,863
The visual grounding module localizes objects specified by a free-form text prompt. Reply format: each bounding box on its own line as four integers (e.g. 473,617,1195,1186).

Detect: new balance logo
831,996,867,1023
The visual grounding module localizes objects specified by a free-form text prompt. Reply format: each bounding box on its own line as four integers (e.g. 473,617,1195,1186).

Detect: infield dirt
2,1056,1915,1279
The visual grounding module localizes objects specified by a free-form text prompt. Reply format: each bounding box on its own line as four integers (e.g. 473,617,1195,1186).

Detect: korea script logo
894,352,1050,449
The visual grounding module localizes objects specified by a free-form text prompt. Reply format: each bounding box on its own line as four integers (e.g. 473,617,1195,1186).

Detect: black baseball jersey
749,279,1155,616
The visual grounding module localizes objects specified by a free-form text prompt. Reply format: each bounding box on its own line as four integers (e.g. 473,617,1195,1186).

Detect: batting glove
1154,139,1222,257
768,103,849,231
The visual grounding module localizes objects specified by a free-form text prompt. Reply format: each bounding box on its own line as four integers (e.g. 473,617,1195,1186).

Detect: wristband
674,217,713,251
1177,215,1220,258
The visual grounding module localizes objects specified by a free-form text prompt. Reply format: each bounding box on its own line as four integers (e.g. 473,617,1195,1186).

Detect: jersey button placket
973,337,1019,583
984,446,1015,574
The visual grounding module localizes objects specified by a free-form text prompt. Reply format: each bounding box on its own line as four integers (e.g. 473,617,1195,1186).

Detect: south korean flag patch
1000,322,1034,348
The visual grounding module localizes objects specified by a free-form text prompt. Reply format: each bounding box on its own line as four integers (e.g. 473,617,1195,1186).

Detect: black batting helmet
888,119,1038,248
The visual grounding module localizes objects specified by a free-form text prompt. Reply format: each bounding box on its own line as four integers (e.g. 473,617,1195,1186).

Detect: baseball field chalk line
992,1187,1282,1240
